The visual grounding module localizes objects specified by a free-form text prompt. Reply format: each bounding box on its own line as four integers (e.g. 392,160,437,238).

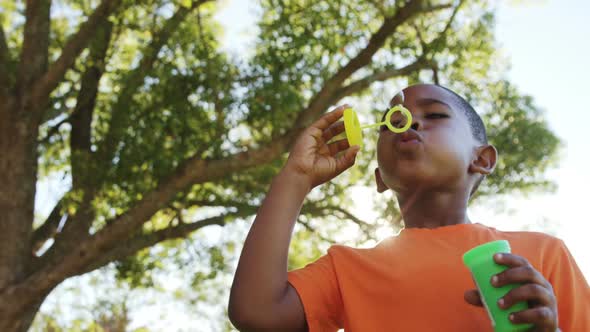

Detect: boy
228,84,589,331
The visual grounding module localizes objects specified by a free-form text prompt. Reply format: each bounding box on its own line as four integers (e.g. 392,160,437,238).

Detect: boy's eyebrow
415,97,453,110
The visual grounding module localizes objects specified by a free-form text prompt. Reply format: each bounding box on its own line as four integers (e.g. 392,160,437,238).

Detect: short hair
437,86,488,197
437,85,488,145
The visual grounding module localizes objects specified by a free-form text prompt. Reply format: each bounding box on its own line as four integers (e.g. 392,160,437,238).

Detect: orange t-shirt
287,223,590,331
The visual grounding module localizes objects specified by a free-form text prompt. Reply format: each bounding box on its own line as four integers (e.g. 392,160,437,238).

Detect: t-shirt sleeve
546,239,590,332
287,248,344,332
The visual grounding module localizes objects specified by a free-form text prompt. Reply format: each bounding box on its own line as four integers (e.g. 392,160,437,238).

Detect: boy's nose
411,119,421,131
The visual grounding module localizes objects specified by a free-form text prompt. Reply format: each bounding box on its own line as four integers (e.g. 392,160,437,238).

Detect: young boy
228,84,589,331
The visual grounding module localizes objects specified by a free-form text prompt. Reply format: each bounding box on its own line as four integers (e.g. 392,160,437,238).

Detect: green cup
463,240,533,332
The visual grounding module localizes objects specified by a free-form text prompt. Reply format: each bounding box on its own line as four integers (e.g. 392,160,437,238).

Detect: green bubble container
462,240,533,332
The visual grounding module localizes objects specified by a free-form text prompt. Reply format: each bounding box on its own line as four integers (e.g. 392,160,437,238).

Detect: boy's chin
380,161,446,191
388,172,440,192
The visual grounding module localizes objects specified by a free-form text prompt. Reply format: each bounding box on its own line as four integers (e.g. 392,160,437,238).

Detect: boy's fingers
311,105,350,131
327,139,350,156
508,307,555,327
493,253,529,268
464,289,484,307
498,284,552,310
322,121,345,142
334,145,359,175
492,264,549,289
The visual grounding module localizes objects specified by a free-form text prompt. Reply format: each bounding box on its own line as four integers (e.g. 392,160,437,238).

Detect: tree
30,270,148,332
0,0,559,330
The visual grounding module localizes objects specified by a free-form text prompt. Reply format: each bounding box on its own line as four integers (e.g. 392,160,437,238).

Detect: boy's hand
464,253,559,332
284,104,360,190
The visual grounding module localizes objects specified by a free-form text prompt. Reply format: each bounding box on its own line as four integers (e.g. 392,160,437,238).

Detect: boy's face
376,84,479,193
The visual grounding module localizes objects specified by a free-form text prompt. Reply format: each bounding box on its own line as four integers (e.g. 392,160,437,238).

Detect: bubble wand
343,105,413,148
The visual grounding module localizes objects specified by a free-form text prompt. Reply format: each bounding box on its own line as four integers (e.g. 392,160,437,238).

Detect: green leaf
180,0,192,9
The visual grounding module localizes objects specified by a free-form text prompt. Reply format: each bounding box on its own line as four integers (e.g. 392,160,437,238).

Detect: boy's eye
427,113,448,119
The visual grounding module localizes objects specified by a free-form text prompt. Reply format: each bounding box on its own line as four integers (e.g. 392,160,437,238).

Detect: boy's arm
228,105,359,331
228,169,310,331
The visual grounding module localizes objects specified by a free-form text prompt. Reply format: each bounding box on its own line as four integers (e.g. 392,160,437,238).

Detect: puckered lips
394,129,423,149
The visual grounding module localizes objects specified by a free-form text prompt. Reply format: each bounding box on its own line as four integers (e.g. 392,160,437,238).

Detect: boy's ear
469,144,497,175
374,168,389,193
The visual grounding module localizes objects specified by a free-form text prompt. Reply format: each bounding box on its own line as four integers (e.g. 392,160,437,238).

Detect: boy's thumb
464,289,484,307
335,146,360,174
347,145,360,163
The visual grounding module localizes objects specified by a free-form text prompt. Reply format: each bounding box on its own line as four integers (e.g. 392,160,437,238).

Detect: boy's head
374,84,497,199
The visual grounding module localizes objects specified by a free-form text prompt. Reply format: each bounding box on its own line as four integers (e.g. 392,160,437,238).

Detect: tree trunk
0,95,44,330
1,295,47,332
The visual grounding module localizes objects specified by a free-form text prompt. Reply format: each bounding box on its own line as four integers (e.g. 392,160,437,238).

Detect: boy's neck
396,188,471,229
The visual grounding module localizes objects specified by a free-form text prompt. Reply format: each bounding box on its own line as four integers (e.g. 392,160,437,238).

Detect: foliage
1,0,560,329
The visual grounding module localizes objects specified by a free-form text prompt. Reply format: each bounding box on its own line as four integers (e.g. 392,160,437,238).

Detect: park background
0,0,587,331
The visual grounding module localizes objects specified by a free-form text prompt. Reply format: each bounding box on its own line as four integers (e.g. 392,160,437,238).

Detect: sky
34,0,589,329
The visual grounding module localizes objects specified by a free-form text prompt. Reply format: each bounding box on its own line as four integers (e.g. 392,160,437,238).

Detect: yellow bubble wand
343,105,413,148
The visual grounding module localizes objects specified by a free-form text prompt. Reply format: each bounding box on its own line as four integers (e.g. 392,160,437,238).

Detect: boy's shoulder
324,224,565,260
486,226,568,267
323,243,381,262
492,227,564,247
324,237,402,263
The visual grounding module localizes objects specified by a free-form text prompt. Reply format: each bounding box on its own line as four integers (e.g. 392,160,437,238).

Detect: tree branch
30,0,122,114
439,1,464,40
412,22,428,54
181,197,342,244
292,0,450,130
432,65,440,85
180,197,340,245
332,58,431,101
303,202,374,232
0,25,7,65
17,134,284,277
31,198,66,253
32,20,115,266
331,1,458,101
327,205,371,227
17,0,51,98
297,218,335,245
0,25,11,95
420,0,465,84
69,21,113,189
45,20,115,255
424,3,453,12
97,0,212,167
77,211,240,275
180,197,258,212
424,0,464,55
